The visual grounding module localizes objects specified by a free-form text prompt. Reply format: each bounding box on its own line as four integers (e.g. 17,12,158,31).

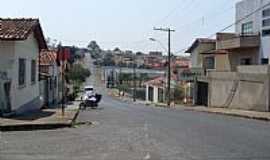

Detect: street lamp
149,38,168,53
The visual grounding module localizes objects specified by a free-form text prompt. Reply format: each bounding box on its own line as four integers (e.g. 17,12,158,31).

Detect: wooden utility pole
133,55,136,102
153,27,175,107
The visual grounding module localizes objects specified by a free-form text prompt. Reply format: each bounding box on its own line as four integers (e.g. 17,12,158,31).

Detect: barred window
31,60,36,83
241,21,253,35
18,58,26,86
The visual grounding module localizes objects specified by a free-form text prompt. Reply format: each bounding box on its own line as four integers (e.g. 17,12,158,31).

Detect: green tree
87,41,101,59
113,47,121,52
66,64,91,84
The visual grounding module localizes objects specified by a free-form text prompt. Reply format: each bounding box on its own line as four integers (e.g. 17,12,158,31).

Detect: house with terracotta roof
144,75,177,104
39,50,61,107
0,18,47,115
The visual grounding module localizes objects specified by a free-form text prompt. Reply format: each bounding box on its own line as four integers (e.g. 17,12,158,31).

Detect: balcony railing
217,34,260,50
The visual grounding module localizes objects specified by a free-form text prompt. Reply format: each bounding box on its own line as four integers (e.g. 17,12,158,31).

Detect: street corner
0,105,80,132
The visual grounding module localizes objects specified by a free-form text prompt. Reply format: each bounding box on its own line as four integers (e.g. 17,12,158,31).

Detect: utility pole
154,27,175,107
61,62,65,116
133,55,136,102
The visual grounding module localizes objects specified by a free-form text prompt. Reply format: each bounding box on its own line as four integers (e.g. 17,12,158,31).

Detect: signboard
178,68,204,81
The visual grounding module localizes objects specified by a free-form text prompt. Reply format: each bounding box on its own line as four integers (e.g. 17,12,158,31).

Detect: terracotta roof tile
0,18,39,40
39,50,57,66
185,38,216,53
0,18,47,50
144,75,178,87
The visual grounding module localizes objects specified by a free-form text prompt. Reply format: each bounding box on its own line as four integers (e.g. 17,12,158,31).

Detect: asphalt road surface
1,55,270,160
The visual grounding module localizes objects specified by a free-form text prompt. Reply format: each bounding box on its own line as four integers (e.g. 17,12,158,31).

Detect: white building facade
236,0,270,64
0,19,47,115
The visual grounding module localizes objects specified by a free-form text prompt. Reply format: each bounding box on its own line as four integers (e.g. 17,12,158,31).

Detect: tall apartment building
236,0,270,64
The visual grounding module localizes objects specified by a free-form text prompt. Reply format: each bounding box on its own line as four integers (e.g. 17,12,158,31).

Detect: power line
155,0,193,26
174,1,270,54
136,0,197,45
208,1,270,38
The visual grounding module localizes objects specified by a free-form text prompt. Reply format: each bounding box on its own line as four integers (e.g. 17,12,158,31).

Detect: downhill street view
1,54,270,160
1,0,270,160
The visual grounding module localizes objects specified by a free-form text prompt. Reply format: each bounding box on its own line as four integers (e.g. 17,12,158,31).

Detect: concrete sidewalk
0,102,80,131
180,106,270,121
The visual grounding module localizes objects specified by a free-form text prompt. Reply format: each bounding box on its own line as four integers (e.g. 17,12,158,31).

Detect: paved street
1,56,270,160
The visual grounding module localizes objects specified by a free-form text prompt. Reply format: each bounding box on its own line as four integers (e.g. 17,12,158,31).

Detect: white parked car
80,85,102,109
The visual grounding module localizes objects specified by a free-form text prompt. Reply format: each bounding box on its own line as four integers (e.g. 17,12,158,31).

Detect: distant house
149,51,163,57
185,38,216,106
144,75,177,104
39,50,61,107
0,18,47,115
144,55,165,69
185,38,216,69
144,76,166,104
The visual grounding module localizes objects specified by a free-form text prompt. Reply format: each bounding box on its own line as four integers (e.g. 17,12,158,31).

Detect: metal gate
196,82,208,106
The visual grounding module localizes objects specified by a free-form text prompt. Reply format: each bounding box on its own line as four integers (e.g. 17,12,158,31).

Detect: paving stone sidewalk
0,101,80,131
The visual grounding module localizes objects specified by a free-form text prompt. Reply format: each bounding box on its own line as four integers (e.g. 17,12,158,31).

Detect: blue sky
0,0,240,54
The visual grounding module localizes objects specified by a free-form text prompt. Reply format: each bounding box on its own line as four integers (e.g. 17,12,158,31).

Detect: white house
144,76,166,104
39,50,61,107
236,0,270,64
144,76,178,104
0,18,47,115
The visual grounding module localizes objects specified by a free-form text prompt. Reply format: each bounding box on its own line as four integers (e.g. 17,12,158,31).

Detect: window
263,8,270,18
54,77,57,89
158,88,164,103
204,57,215,70
261,58,269,65
241,21,253,35
49,78,53,90
148,86,154,102
262,29,270,36
262,18,270,27
18,58,26,86
240,58,252,65
31,60,36,83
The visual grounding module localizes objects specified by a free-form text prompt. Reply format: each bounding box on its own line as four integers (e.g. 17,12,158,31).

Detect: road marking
143,152,151,160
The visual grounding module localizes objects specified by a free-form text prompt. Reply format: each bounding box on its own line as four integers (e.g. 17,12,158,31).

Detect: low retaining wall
208,70,270,112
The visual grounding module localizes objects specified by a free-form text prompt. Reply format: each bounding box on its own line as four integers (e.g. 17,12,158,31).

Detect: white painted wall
145,84,160,104
11,33,40,111
0,41,15,75
153,86,159,103
236,0,270,61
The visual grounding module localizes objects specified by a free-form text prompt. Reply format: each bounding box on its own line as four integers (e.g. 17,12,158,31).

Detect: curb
0,109,80,132
0,122,71,132
184,108,270,122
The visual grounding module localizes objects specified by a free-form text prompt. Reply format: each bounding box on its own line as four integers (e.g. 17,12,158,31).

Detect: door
148,86,154,102
196,82,208,106
3,82,11,113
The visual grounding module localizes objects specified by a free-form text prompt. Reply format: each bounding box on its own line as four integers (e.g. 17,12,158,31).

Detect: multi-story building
207,0,270,71
184,0,270,111
236,0,270,64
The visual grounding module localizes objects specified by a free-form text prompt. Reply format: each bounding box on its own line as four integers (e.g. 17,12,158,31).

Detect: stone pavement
0,101,80,131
